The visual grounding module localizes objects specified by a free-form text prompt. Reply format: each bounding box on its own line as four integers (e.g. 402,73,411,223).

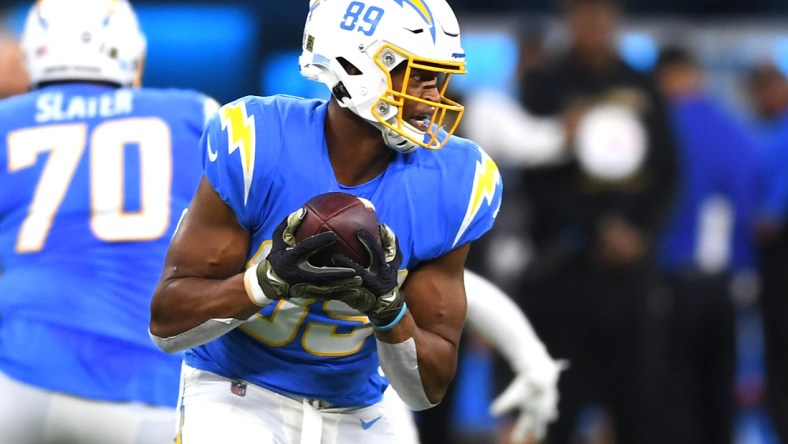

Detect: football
294,192,381,268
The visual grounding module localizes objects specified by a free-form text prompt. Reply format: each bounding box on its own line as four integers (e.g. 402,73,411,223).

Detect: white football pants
0,370,176,444
380,383,421,444
176,363,397,444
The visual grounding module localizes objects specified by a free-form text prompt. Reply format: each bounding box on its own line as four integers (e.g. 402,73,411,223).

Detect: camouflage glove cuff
328,276,407,330
243,260,288,307
245,260,364,306
258,259,291,300
367,287,407,330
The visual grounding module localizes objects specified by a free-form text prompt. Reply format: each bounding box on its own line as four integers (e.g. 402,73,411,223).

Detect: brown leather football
294,192,381,267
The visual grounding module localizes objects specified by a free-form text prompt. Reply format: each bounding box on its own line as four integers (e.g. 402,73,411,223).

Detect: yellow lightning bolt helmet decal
408,0,433,24
219,102,256,206
452,149,501,247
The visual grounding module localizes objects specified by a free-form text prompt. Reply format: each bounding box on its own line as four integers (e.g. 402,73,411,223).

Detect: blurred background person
501,0,678,442
0,1,217,442
746,61,788,444
747,62,788,132
649,45,760,444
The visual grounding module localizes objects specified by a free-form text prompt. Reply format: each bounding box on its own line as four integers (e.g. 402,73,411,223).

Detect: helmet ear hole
337,57,363,76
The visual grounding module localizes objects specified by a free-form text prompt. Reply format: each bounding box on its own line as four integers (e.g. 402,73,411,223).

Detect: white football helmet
20,0,146,88
299,0,466,153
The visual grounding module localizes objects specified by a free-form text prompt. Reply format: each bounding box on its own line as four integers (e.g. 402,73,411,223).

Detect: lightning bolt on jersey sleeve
201,96,283,230
397,136,503,266
450,144,503,248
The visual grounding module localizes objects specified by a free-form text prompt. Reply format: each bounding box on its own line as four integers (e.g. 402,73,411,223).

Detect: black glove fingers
356,228,387,267
292,231,338,258
296,264,359,284
331,254,366,274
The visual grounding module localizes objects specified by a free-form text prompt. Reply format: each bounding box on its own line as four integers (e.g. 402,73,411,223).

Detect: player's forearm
412,327,459,402
376,311,459,406
149,273,259,339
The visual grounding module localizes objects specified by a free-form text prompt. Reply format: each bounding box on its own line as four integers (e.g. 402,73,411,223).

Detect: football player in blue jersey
149,0,503,442
0,1,218,442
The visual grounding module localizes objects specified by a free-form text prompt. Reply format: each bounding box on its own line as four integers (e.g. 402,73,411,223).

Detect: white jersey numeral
7,118,173,253
8,124,87,253
90,119,172,242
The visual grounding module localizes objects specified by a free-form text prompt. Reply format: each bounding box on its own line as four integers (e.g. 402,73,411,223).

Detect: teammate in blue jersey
149,0,503,442
0,1,218,442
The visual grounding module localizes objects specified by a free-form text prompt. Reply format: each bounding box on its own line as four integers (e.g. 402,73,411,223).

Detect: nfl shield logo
230,381,247,397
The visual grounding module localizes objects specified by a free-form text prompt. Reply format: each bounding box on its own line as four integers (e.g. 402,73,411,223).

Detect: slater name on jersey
34,89,134,123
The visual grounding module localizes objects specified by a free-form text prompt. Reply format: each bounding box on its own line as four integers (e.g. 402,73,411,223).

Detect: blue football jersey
0,83,216,407
186,95,503,407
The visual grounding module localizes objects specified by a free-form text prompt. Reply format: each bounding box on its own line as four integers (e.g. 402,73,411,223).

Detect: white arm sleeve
376,337,437,411
463,269,553,373
150,317,249,354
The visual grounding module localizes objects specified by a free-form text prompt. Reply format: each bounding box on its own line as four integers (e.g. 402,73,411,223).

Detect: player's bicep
161,176,250,282
401,243,470,347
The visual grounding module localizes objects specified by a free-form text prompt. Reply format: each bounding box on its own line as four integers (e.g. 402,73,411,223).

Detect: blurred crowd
457,0,788,443
2,0,788,443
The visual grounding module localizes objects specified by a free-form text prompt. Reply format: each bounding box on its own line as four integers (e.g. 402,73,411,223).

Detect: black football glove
255,208,360,301
331,224,406,329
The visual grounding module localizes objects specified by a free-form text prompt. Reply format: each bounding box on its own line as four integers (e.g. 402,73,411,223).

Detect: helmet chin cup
377,121,421,154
